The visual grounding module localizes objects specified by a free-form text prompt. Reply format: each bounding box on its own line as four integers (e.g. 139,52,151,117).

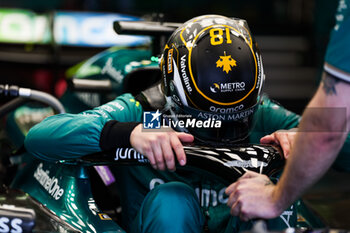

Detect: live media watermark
142,110,222,131
142,107,348,133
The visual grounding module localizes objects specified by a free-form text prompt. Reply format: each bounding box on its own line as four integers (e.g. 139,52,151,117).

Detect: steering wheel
76,143,285,185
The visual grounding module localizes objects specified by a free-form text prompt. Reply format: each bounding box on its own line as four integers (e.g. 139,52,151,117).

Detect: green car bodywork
7,46,159,232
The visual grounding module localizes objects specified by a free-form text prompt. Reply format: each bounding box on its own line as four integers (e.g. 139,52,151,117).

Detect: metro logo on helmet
210,82,246,93
210,83,220,93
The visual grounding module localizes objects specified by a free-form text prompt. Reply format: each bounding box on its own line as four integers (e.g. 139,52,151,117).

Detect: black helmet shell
160,15,265,142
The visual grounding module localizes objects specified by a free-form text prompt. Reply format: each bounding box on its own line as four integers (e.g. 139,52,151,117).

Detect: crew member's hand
260,128,297,158
225,171,282,221
130,124,194,171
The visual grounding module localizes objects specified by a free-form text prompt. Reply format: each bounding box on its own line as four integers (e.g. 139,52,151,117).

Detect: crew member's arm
226,72,350,220
271,72,350,214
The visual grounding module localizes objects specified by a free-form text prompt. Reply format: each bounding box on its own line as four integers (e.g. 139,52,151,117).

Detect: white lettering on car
0,217,23,233
33,163,64,200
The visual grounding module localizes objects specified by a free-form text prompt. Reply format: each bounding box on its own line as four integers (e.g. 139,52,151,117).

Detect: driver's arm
24,93,193,171
24,93,143,161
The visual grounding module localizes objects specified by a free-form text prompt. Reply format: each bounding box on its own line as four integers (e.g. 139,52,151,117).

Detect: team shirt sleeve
324,0,350,82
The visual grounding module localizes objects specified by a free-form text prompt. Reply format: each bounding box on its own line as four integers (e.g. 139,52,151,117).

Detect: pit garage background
0,0,349,229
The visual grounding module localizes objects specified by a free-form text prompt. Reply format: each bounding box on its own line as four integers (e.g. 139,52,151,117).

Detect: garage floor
302,168,350,229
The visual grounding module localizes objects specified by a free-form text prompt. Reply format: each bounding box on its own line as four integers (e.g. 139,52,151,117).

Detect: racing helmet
160,15,265,143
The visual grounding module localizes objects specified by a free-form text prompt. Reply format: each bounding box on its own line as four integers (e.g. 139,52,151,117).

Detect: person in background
226,0,350,221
